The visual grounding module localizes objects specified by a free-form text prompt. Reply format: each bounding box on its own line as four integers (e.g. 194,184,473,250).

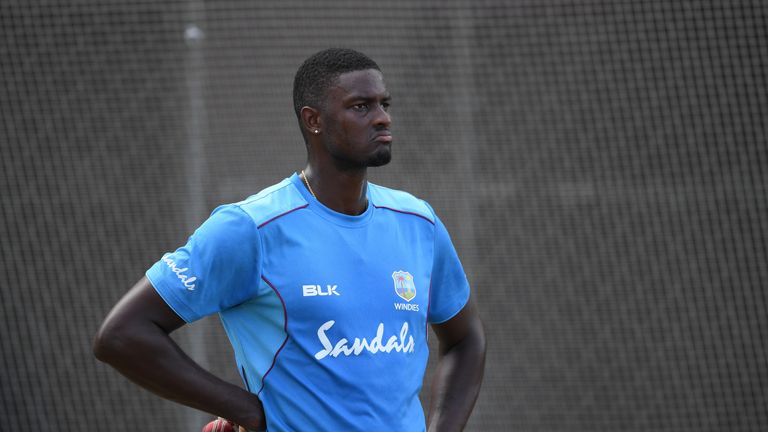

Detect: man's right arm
93,276,265,430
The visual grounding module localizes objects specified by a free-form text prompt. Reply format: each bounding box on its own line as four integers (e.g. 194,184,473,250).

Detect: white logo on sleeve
302,284,340,296
161,254,197,291
314,320,415,360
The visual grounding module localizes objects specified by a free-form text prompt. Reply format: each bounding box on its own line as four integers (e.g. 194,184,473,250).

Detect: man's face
319,69,392,169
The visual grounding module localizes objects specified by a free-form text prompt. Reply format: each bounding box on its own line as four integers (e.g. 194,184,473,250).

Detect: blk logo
302,284,340,297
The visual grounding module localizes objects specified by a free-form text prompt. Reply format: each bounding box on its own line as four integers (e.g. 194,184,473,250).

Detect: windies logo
392,271,416,302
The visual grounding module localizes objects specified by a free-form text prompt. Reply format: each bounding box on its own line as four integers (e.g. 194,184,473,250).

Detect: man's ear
300,106,321,135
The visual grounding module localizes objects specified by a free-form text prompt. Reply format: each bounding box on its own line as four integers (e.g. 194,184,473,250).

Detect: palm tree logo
392,271,416,302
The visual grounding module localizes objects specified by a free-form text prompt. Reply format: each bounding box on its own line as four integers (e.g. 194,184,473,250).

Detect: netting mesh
2,1,767,430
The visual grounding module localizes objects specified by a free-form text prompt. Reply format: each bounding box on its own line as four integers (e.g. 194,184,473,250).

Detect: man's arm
428,295,486,432
93,277,265,430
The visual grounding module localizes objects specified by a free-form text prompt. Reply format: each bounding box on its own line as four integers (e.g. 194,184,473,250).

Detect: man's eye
352,103,368,111
382,102,390,111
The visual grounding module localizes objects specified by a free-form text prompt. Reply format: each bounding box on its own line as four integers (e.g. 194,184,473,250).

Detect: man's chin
367,147,392,167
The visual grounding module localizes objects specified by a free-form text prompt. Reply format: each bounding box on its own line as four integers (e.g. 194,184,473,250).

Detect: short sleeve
427,207,471,324
145,204,262,322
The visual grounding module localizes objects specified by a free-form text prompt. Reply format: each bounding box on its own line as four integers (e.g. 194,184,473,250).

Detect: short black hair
293,48,380,119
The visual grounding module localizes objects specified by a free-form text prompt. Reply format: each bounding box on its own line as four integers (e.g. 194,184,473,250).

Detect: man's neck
301,165,369,216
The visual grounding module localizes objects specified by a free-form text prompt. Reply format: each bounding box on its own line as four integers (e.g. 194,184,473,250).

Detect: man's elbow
92,319,131,364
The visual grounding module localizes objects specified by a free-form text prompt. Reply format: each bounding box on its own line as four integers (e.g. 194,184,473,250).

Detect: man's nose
373,104,391,128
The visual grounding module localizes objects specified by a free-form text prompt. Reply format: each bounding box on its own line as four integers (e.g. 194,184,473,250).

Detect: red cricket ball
201,418,236,432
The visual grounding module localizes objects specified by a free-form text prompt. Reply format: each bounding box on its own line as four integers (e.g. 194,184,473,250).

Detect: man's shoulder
369,183,435,225
230,177,308,227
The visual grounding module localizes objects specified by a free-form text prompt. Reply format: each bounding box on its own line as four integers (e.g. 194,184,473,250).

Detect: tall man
94,48,486,431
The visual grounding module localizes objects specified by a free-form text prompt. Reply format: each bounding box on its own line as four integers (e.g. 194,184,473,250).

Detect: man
94,48,486,431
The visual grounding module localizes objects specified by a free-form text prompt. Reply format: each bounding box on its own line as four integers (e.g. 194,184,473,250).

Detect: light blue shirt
146,173,470,431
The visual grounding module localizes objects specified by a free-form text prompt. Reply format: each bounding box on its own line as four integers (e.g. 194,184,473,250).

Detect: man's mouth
373,132,392,143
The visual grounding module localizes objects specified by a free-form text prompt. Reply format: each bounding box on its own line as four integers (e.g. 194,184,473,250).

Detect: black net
2,1,767,430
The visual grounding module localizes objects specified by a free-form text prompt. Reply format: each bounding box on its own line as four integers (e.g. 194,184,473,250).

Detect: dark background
2,1,767,430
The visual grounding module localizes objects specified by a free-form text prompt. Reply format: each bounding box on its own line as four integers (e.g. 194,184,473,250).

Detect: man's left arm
427,295,486,432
